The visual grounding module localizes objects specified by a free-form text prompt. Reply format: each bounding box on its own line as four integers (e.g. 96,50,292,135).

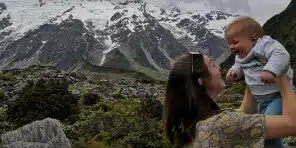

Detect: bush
133,72,159,84
67,100,171,147
7,78,79,128
0,108,10,135
0,108,7,122
83,93,100,105
0,74,16,82
138,98,163,120
0,88,5,100
285,137,296,146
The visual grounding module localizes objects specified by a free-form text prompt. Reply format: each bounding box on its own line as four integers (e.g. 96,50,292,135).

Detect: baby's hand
260,71,276,83
226,71,237,84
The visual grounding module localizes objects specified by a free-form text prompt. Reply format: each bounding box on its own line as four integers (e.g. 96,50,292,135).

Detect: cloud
144,0,171,7
145,0,290,22
248,0,290,22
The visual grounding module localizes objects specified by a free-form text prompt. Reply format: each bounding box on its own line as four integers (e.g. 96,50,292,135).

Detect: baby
225,16,294,148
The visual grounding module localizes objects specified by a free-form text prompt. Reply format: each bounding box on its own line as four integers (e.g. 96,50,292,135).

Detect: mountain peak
0,0,236,77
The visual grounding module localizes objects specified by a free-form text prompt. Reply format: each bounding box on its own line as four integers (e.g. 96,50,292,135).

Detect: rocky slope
263,0,296,83
0,65,169,147
0,65,164,107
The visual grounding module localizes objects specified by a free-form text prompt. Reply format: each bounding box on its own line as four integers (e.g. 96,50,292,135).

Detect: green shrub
132,72,165,84
68,84,89,94
285,137,296,146
7,78,79,128
67,100,171,147
83,93,100,105
0,88,4,100
138,98,163,120
0,74,16,82
219,81,246,102
0,108,7,122
0,108,11,134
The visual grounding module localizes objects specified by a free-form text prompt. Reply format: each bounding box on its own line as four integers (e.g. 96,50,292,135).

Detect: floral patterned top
188,110,265,148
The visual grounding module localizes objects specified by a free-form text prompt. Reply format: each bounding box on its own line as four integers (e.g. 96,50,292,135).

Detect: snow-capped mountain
0,0,236,77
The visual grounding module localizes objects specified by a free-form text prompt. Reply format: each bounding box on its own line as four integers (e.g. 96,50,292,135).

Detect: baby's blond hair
225,16,264,40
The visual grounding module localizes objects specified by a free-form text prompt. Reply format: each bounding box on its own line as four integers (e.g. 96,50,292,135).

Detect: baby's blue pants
254,91,284,148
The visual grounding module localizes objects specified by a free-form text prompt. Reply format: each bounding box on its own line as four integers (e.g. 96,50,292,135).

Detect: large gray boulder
1,118,71,148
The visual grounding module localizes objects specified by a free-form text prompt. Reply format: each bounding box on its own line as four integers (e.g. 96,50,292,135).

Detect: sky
145,0,291,24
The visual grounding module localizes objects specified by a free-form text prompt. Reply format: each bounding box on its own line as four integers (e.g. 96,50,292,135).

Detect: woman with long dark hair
163,53,296,147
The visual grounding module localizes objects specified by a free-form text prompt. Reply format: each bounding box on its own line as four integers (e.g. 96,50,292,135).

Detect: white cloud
248,0,290,22
174,1,209,12
143,0,171,7
145,0,290,23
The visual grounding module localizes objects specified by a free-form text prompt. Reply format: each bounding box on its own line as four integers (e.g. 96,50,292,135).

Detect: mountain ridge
0,0,235,77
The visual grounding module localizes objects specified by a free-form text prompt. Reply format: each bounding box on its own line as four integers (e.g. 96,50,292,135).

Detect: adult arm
265,75,296,139
239,87,256,114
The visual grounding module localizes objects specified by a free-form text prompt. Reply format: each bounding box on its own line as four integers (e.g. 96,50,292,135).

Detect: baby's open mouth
232,50,240,54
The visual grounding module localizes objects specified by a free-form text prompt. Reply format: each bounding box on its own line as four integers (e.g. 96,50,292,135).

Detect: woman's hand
265,74,296,139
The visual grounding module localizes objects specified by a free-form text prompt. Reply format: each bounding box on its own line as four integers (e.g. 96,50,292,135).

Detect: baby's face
226,31,255,58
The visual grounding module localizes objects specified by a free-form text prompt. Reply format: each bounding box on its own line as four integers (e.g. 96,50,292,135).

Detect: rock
1,118,71,148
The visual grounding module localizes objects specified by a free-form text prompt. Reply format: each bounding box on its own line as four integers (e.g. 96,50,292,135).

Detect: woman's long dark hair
163,54,220,147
